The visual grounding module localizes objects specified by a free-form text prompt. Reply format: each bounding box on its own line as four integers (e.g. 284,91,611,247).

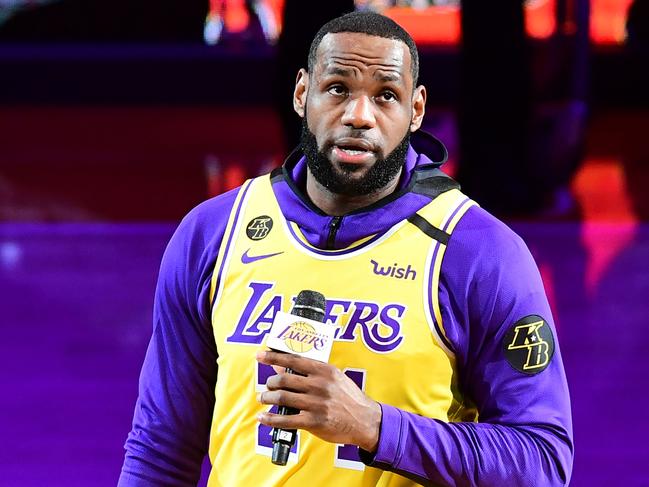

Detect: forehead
314,32,412,84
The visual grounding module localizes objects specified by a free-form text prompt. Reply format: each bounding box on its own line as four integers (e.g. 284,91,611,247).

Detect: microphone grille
294,290,325,313
293,289,326,321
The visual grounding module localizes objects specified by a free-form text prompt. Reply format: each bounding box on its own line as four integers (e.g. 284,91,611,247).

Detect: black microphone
271,290,326,466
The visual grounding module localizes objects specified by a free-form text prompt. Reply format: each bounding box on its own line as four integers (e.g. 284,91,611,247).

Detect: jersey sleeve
118,189,239,486
360,205,573,486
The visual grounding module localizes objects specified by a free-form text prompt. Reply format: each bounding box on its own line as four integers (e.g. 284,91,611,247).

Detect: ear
293,69,309,118
410,85,426,132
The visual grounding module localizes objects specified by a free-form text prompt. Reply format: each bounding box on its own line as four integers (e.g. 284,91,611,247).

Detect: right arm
118,190,239,486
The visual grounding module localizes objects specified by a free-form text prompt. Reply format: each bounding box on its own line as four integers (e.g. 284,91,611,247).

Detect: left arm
257,208,573,486
257,339,572,487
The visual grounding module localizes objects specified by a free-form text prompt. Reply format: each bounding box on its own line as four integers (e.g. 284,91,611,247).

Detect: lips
333,138,375,152
331,138,376,164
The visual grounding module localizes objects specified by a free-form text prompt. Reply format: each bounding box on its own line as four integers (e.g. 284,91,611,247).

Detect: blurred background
0,1,647,486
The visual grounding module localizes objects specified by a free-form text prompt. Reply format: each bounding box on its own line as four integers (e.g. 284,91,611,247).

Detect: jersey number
256,363,367,470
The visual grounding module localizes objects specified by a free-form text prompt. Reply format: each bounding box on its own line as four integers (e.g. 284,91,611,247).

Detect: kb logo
246,215,273,241
503,315,555,374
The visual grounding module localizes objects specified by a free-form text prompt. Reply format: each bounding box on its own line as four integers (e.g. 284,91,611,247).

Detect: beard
300,119,410,197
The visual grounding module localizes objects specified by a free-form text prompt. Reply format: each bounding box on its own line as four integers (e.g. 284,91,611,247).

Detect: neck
305,168,403,216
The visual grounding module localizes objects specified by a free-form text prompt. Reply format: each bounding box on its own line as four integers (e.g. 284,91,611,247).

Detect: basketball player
119,11,573,486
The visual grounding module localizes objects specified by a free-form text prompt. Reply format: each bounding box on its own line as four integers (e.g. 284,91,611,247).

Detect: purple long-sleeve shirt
119,132,573,486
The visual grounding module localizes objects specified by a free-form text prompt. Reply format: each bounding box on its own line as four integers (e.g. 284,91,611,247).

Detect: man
119,11,573,486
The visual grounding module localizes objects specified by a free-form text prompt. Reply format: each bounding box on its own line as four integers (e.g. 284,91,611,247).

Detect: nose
341,95,376,130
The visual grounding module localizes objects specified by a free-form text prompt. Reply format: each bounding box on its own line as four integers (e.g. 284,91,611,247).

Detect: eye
378,91,398,103
327,84,347,97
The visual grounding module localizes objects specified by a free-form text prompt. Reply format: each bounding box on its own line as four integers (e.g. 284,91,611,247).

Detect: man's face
294,32,425,196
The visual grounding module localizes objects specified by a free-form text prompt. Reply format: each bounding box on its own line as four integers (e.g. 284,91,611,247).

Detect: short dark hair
307,11,419,87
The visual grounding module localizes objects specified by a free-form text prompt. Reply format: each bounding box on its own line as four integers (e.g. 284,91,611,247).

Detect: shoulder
443,204,542,294
173,186,242,249
439,204,549,354
156,186,242,319
448,204,531,271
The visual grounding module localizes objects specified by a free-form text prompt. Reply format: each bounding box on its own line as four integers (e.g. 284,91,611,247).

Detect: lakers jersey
207,174,477,486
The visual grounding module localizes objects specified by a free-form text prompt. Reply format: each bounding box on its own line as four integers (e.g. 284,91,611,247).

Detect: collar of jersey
282,219,395,258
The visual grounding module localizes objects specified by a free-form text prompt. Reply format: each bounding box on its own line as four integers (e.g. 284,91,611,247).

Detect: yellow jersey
207,174,476,486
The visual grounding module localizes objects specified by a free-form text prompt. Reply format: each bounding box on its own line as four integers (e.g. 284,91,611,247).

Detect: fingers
266,371,310,392
256,350,323,375
258,410,310,430
257,389,316,411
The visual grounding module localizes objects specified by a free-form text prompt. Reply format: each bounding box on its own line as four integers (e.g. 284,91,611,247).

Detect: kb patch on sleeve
503,315,555,374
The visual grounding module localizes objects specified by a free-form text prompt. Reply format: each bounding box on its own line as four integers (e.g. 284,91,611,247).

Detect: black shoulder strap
411,167,461,200
406,168,459,244
407,213,450,245
270,166,284,182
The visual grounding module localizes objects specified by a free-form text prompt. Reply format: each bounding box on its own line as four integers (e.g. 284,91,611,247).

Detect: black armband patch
503,315,555,375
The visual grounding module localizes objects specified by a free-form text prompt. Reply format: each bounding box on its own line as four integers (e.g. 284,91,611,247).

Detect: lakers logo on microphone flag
266,311,336,363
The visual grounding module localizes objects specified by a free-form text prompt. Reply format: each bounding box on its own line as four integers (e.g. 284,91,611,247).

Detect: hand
255,350,382,453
